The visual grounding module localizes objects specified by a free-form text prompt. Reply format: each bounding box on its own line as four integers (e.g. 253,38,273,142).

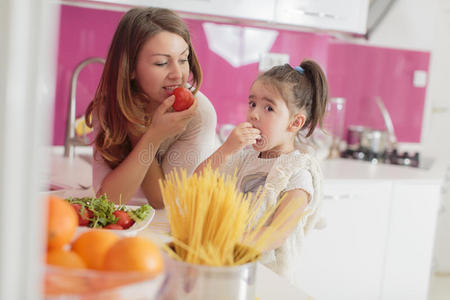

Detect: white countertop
321,157,446,184
47,146,447,191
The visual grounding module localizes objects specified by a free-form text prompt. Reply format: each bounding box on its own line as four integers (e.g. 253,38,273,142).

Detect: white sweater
254,150,323,286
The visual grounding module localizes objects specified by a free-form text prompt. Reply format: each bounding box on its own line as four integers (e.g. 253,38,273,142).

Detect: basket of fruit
44,195,167,299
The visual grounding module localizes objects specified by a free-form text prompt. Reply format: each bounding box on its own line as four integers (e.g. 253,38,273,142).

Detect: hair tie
294,66,304,74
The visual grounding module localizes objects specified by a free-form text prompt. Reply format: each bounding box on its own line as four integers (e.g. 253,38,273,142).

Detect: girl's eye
248,101,256,108
265,105,274,112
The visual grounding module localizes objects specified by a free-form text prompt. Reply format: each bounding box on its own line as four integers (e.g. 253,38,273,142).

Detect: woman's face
135,31,190,104
246,80,293,154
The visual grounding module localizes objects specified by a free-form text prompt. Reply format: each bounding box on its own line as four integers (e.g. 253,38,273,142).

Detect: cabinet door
434,166,450,272
141,0,276,22
296,181,391,300
274,0,370,34
380,183,441,300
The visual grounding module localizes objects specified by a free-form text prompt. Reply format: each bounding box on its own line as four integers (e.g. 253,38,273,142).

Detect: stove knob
401,152,411,166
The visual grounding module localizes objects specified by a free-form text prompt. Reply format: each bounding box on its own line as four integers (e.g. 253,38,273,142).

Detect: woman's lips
163,85,181,96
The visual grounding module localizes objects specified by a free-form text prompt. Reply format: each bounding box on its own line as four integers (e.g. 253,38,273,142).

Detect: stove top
341,148,420,168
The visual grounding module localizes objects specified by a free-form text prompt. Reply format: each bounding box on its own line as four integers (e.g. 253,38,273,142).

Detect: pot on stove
346,97,397,154
346,126,390,153
360,129,389,153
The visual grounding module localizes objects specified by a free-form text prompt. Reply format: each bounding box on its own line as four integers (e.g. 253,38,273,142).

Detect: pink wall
327,41,430,143
53,5,430,145
53,6,122,145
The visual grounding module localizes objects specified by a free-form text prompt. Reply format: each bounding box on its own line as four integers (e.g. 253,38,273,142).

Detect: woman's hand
149,95,198,140
221,122,261,155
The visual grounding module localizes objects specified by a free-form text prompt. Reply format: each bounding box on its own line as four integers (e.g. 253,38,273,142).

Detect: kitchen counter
321,157,446,184
46,147,446,300
46,146,446,191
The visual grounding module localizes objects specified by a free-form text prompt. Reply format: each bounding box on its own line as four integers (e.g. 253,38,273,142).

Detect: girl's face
135,31,190,104
246,80,294,155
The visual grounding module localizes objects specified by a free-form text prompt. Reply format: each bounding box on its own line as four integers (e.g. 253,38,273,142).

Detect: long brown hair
85,7,202,168
257,60,328,137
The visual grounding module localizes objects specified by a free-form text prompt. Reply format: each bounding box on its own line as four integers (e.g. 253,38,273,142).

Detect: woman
85,7,217,208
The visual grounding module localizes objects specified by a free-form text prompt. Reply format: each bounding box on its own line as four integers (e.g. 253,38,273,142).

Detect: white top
92,90,217,205
220,147,314,200
220,147,323,287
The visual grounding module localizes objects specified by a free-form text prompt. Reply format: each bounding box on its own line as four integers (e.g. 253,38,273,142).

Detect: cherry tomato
172,87,194,111
71,203,93,226
104,223,124,230
113,210,135,229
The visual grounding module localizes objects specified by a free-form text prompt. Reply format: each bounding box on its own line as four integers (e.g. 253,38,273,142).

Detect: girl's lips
256,134,266,147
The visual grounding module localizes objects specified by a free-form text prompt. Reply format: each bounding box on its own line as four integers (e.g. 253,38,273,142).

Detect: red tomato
71,204,93,226
172,87,194,111
113,210,135,229
104,223,124,230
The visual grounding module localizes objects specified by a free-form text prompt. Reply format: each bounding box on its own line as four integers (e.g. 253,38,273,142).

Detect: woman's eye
155,62,167,66
179,58,189,64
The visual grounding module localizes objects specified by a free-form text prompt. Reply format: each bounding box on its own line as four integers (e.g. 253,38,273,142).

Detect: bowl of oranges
44,195,168,299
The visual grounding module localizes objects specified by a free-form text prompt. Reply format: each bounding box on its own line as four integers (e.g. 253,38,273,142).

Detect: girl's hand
221,122,261,155
149,95,198,140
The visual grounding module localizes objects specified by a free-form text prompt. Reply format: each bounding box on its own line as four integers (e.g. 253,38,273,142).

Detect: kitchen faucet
64,57,105,158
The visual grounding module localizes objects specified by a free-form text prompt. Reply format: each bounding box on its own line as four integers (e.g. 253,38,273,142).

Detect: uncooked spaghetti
159,166,306,266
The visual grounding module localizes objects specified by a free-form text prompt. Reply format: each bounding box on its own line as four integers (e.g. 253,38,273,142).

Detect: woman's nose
168,62,182,80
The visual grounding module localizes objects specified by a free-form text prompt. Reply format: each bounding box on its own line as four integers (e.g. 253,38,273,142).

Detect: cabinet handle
323,194,352,201
291,8,338,19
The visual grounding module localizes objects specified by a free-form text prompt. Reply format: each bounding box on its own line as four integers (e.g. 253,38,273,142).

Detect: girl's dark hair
85,7,202,168
257,60,329,137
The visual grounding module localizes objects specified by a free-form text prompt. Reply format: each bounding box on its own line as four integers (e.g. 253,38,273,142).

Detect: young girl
195,60,328,285
85,7,217,207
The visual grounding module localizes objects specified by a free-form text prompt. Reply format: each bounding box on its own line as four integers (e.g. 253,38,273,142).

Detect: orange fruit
103,236,163,277
71,229,119,270
47,195,78,250
46,249,86,269
45,250,89,295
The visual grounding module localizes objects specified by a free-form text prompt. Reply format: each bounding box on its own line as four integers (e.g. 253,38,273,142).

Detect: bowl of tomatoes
67,196,155,238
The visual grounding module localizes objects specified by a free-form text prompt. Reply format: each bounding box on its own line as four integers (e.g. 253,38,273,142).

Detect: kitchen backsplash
53,5,429,145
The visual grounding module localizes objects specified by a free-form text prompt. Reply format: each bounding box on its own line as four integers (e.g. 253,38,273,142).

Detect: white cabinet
296,181,392,300
381,182,441,300
91,0,277,22
274,0,370,34
161,0,277,22
433,165,450,272
84,0,369,34
296,178,441,300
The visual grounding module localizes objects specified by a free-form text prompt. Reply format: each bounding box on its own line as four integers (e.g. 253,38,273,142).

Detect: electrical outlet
413,70,427,87
258,53,290,72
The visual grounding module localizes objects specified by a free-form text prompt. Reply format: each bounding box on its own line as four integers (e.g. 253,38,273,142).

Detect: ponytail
299,60,329,137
